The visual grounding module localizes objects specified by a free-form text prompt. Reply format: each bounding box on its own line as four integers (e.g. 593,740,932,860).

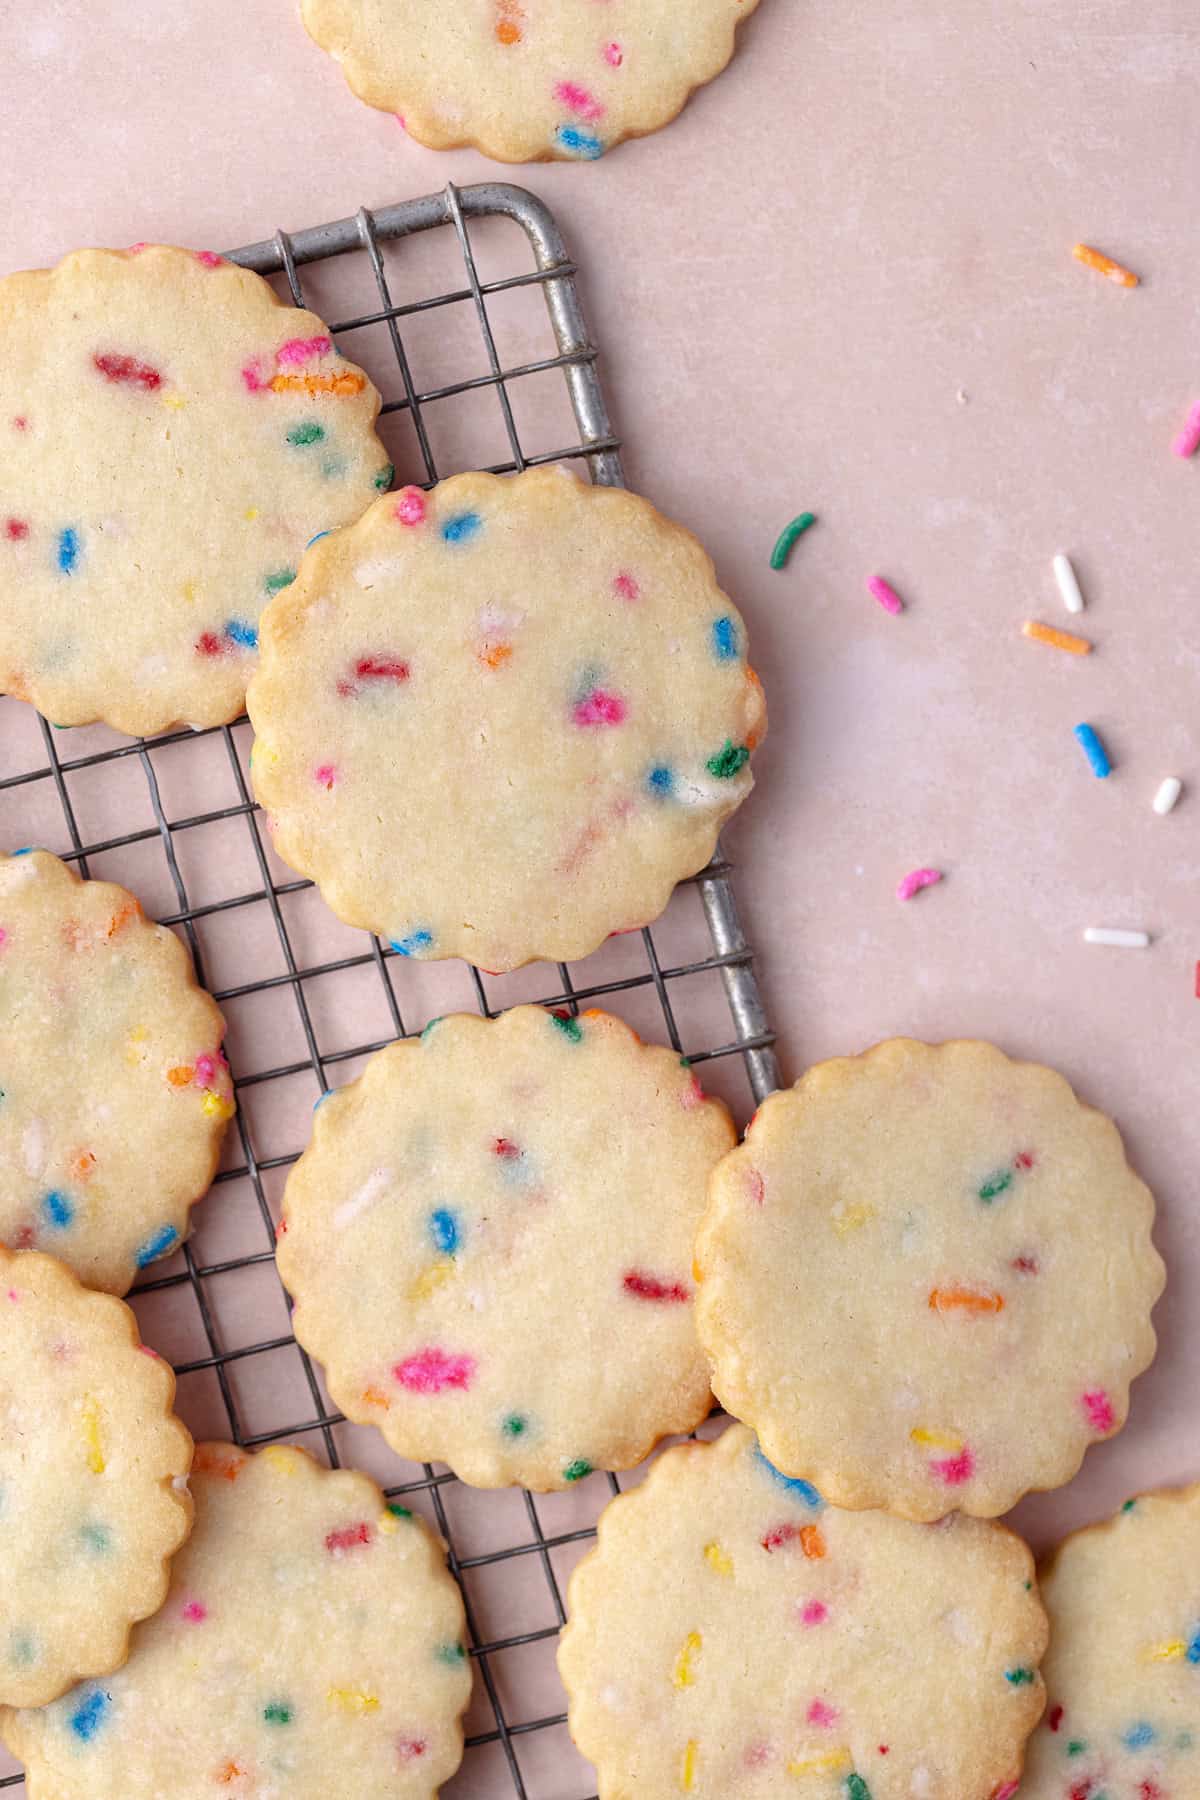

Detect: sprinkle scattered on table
1052,553,1085,614
1153,777,1182,816
1084,928,1150,949
1072,243,1139,288
1074,722,1112,779
867,575,904,615
769,513,816,570
1171,402,1200,459
1022,620,1092,656
896,867,943,902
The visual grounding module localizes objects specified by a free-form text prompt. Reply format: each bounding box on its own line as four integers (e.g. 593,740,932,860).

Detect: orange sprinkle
799,1524,825,1559
744,666,766,750
215,1763,244,1785
105,898,141,937
361,1386,391,1409
167,1065,195,1088
1072,243,1139,288
929,1285,1005,1317
478,642,513,669
194,1446,245,1482
1021,620,1093,656
70,1150,96,1181
268,371,366,397
495,0,524,42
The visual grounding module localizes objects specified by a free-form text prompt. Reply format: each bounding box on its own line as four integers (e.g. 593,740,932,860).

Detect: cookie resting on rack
0,244,389,736
557,1423,1049,1800
0,850,234,1294
695,1039,1165,1521
1019,1483,1200,1798
0,1441,470,1799
247,465,766,971
0,1245,193,1710
301,0,762,162
276,1005,735,1489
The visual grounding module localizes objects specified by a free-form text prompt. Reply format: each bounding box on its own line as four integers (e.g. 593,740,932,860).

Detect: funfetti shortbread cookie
0,1441,470,1799
1019,1485,1200,1800
0,244,389,736
694,1039,1165,1522
558,1423,1049,1800
0,1244,193,1709
276,1005,735,1489
0,850,234,1295
247,466,766,972
302,0,762,162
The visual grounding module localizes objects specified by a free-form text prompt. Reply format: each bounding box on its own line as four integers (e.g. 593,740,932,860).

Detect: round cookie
301,0,763,163
275,1005,735,1489
0,1441,471,1798
0,849,234,1295
558,1422,1049,1800
694,1039,1165,1521
0,243,389,736
0,1244,193,1709
247,466,766,971
1019,1485,1200,1799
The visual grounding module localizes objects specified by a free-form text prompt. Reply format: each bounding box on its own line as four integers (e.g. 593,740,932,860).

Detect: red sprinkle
623,1270,691,1304
93,351,163,391
745,1168,765,1205
493,1137,522,1161
1011,1255,1040,1275
196,632,224,658
339,655,411,696
396,1737,428,1763
1014,1150,1036,1170
4,519,29,541
1048,1705,1063,1732
761,1523,802,1553
324,1521,374,1555
1194,959,1200,1000
613,571,640,601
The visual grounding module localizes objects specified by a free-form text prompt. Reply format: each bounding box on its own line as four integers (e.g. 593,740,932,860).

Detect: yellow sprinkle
910,1427,965,1453
326,1686,380,1715
377,1511,401,1536
703,1542,733,1578
786,1748,853,1778
181,580,198,605
161,393,187,410
125,1025,148,1065
831,1202,875,1237
262,1446,300,1476
409,1258,455,1300
244,507,260,521
1145,1639,1187,1662
1021,619,1093,656
80,1396,106,1474
672,1631,702,1690
680,1741,698,1792
201,1090,236,1122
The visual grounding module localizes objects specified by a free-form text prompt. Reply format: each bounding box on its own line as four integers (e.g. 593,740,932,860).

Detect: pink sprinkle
553,80,605,121
806,1699,839,1729
679,1072,705,1110
394,487,427,527
6,1289,20,1304
182,1600,208,1623
896,867,943,902
126,242,150,254
867,575,905,615
612,571,639,601
394,1347,476,1395
394,113,407,131
1172,401,1200,459
993,1784,1020,1800
194,251,223,269
573,688,627,727
241,358,268,394
276,335,332,369
745,1168,765,1206
12,417,28,431
743,1744,774,1769
0,927,7,949
314,763,337,790
603,41,623,67
1082,1389,1115,1433
931,1447,975,1486
799,1599,829,1627
194,1053,218,1085
138,1345,161,1358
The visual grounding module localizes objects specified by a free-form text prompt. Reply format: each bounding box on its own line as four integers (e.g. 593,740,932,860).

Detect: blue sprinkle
42,1189,74,1230
711,616,739,661
56,528,80,575
442,511,482,545
429,1208,461,1256
556,125,604,159
646,766,674,798
1122,1721,1156,1750
134,1224,178,1268
390,929,434,958
225,618,258,650
1073,722,1111,779
9,1632,37,1668
305,530,332,549
78,1522,111,1554
69,1689,110,1742
753,1445,822,1508
313,1089,335,1111
11,847,34,856
1186,1628,1200,1665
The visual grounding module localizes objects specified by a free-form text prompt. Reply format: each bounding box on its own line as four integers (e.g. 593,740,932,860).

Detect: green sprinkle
436,1642,467,1666
1023,1580,1032,1591
78,1522,111,1554
679,1056,691,1069
978,1168,1013,1202
550,1012,583,1044
845,1778,872,1800
374,463,395,491
419,1017,443,1042
770,512,817,571
563,1459,592,1483
1122,1498,1137,1513
1066,1739,1086,1756
263,1701,293,1725
386,1502,412,1520
502,1414,529,1439
286,422,325,447
264,567,296,595
1005,1667,1035,1686
9,1633,36,1668
705,740,750,780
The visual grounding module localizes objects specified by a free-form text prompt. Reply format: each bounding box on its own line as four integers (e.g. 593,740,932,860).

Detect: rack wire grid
0,181,779,1798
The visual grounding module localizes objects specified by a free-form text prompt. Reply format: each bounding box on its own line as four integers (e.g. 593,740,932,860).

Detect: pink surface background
1,1,1198,1793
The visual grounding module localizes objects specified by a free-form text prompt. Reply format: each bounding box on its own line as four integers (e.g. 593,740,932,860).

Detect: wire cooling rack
0,183,778,1798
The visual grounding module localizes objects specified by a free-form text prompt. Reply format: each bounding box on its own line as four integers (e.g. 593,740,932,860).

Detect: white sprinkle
1053,553,1085,614
333,1166,393,1230
1153,776,1182,816
22,1119,45,1178
1083,928,1150,949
